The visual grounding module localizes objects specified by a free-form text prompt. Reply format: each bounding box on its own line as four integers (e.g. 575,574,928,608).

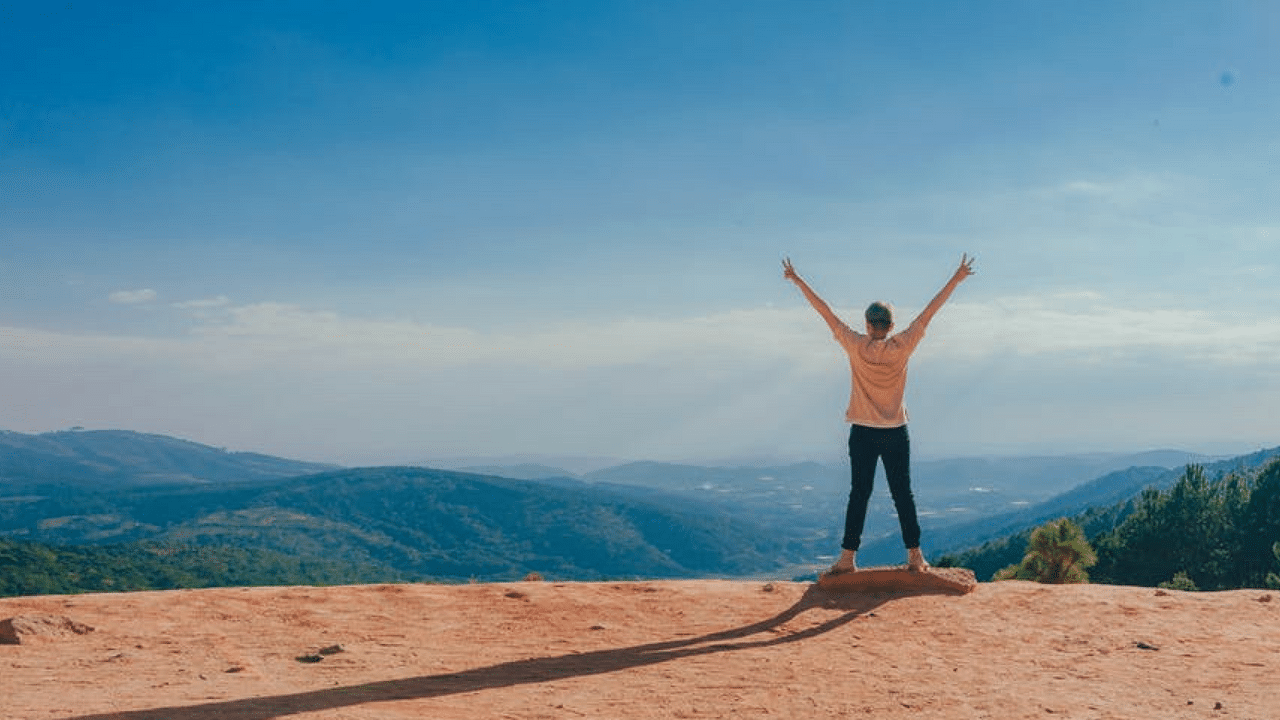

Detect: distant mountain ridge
461,450,1222,566
1,428,1270,584
0,429,335,489
456,463,578,480
868,445,1280,564
468,451,1216,502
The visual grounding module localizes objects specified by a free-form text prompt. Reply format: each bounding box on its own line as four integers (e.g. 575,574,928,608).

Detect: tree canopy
946,459,1280,590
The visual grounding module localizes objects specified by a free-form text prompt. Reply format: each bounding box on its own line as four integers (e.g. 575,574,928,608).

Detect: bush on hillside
953,459,1280,590
1158,571,1199,591
993,518,1096,584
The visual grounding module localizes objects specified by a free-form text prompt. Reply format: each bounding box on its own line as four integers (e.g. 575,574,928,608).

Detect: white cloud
169,301,828,373
172,296,231,309
108,288,158,304
1054,175,1169,204
921,292,1280,368
2,291,1276,462
0,325,173,363
14,291,1280,387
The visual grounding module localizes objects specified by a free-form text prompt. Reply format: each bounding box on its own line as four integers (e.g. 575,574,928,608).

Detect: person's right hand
782,257,799,282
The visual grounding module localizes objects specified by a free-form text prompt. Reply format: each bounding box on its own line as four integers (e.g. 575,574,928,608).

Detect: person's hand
954,253,976,281
782,257,800,282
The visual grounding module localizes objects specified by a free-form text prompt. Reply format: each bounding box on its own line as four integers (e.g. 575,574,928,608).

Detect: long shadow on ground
65,584,945,720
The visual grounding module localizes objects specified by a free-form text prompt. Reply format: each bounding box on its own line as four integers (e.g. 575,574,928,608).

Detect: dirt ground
2,578,1277,719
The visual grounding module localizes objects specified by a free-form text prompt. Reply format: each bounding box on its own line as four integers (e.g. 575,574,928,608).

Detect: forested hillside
940,457,1280,589
0,538,401,597
5,428,1276,594
0,466,806,589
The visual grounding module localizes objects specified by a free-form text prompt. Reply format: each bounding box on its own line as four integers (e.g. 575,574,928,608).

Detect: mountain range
0,429,333,490
1,428,1274,586
457,448,1223,564
883,445,1280,564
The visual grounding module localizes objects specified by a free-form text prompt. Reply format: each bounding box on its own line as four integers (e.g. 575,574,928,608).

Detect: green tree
948,458,1280,590
1092,465,1250,589
993,518,1096,584
1241,460,1280,586
1266,542,1280,590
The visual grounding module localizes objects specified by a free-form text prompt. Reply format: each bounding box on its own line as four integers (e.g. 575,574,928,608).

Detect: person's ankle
831,550,857,572
907,547,929,571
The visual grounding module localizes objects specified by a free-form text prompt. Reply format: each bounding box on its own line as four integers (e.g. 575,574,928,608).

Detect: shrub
993,518,1096,584
1158,571,1199,591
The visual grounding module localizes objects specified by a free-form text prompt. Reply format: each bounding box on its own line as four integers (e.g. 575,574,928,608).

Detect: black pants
842,424,922,552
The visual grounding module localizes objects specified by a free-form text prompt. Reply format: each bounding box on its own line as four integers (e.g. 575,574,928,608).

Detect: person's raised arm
783,257,846,334
913,253,976,329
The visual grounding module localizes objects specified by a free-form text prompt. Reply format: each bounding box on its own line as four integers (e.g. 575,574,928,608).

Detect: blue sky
1,1,1277,466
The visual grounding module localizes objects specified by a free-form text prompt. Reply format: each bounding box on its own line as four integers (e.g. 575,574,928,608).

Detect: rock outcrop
0,613,94,644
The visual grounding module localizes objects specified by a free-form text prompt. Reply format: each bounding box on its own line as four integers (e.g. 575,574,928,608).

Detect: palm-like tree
995,518,1097,584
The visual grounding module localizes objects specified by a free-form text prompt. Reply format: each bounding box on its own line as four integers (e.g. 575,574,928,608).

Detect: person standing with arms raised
784,254,975,575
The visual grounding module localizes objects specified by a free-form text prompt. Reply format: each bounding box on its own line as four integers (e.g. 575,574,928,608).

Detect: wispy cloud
2,290,1275,461
0,326,174,363
1054,175,1170,204
169,301,825,371
11,290,1279,376
108,288,158,304
923,292,1280,368
173,296,231,309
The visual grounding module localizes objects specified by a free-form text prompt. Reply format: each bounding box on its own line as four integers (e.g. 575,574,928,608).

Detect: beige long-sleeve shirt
829,319,927,428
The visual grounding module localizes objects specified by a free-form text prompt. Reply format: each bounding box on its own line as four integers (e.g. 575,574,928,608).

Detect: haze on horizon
1,2,1277,467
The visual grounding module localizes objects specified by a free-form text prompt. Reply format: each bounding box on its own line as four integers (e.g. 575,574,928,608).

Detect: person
783,254,975,575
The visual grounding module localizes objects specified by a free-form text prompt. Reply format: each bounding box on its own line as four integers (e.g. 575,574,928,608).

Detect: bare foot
823,560,857,577
823,550,857,577
907,547,930,572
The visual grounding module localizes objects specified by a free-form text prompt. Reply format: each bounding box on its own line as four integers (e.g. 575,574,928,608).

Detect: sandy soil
2,578,1277,719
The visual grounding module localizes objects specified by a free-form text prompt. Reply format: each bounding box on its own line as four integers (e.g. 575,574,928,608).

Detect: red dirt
2,579,1276,719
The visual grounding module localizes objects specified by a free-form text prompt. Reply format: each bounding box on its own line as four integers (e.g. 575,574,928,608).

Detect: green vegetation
992,518,1096,584
1158,571,1198,591
4,429,1276,594
0,538,404,597
1268,542,1280,589
933,504,1127,581
942,459,1280,590
1,466,805,588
